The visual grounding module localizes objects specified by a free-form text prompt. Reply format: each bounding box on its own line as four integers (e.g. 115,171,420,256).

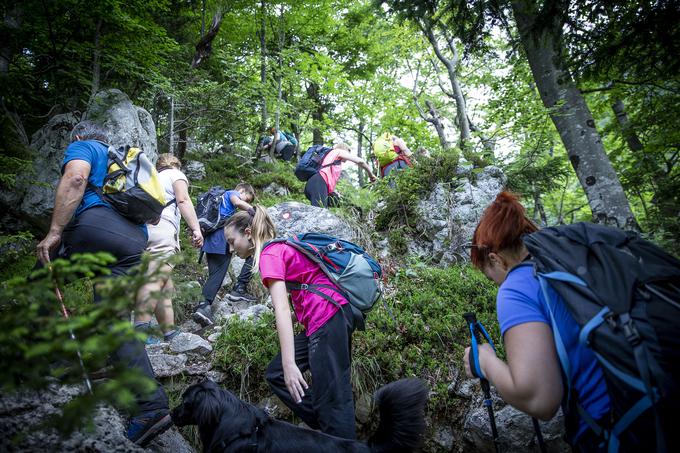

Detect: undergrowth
210,262,499,422
374,150,463,255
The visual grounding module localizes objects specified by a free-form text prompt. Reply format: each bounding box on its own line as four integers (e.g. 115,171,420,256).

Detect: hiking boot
163,329,181,342
192,302,214,326
227,284,257,303
135,322,161,345
126,409,173,446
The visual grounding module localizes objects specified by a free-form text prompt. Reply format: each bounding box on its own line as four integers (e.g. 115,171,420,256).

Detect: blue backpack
294,145,339,181
263,233,383,328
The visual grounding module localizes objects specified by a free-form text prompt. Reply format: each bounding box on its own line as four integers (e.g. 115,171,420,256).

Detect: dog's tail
368,378,428,453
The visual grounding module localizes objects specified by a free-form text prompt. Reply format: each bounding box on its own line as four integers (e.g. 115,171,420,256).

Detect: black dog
172,378,428,452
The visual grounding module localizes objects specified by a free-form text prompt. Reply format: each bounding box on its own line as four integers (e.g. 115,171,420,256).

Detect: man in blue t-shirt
193,183,257,326
36,120,172,446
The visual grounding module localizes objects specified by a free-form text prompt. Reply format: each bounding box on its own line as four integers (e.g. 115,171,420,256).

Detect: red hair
470,191,538,269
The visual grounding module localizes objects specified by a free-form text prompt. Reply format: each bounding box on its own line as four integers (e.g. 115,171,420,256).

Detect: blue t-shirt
62,140,111,216
497,263,610,440
202,190,240,254
62,140,147,237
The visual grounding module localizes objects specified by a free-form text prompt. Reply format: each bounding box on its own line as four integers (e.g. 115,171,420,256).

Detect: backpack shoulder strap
265,237,350,300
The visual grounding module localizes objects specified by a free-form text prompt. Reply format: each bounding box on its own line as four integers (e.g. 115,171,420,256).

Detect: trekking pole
464,312,500,453
531,416,547,453
52,275,93,395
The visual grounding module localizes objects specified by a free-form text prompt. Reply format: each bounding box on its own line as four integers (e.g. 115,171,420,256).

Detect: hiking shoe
126,409,173,446
163,329,181,342
192,303,214,326
135,322,161,345
227,285,257,303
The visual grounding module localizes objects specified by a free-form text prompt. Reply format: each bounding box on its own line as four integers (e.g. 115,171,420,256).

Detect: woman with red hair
465,191,610,452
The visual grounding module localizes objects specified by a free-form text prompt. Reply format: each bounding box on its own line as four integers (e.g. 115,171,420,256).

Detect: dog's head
171,379,233,427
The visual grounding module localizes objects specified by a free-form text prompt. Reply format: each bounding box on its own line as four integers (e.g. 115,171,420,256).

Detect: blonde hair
156,153,182,171
333,142,350,152
225,205,276,268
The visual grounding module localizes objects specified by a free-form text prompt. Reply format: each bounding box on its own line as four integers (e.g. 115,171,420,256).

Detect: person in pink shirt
223,206,359,440
304,143,376,208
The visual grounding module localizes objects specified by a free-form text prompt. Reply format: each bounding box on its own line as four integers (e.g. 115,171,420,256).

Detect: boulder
413,166,506,266
147,349,188,378
84,89,158,161
267,202,357,241
0,382,192,452
463,403,569,452
0,113,79,230
263,182,290,198
0,89,158,231
431,424,457,451
170,332,213,355
184,161,206,181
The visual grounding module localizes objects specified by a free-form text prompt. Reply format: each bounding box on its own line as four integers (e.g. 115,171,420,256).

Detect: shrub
0,253,165,434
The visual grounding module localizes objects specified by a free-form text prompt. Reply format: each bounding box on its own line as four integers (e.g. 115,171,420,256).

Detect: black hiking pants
265,304,356,440
304,173,339,208
59,206,168,414
201,250,253,305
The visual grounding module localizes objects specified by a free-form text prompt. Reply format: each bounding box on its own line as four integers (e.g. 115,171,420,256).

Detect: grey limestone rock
184,160,206,181
268,202,357,241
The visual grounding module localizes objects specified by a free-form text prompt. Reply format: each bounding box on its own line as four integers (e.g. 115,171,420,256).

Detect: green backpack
373,132,398,166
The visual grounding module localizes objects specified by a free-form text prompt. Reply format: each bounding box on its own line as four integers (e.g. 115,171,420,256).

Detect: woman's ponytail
470,191,538,269
249,205,277,267
225,205,277,268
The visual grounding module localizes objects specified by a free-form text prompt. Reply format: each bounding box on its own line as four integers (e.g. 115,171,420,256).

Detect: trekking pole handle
464,312,486,380
463,312,497,380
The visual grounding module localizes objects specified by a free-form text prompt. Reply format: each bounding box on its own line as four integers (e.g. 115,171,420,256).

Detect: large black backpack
523,222,680,451
195,186,227,234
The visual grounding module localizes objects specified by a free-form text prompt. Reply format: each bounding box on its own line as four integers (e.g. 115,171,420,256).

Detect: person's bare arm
269,279,308,402
464,322,563,420
335,149,377,181
230,193,253,212
172,179,203,248
36,160,90,263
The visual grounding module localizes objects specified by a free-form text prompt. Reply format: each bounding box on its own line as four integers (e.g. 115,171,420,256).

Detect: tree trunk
89,17,102,104
259,0,268,131
357,121,365,187
423,24,471,147
169,96,174,155
533,192,548,226
307,82,324,144
178,127,187,160
612,99,644,152
191,11,223,69
511,0,638,230
1,4,22,75
425,100,450,151
201,0,206,37
271,5,284,161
